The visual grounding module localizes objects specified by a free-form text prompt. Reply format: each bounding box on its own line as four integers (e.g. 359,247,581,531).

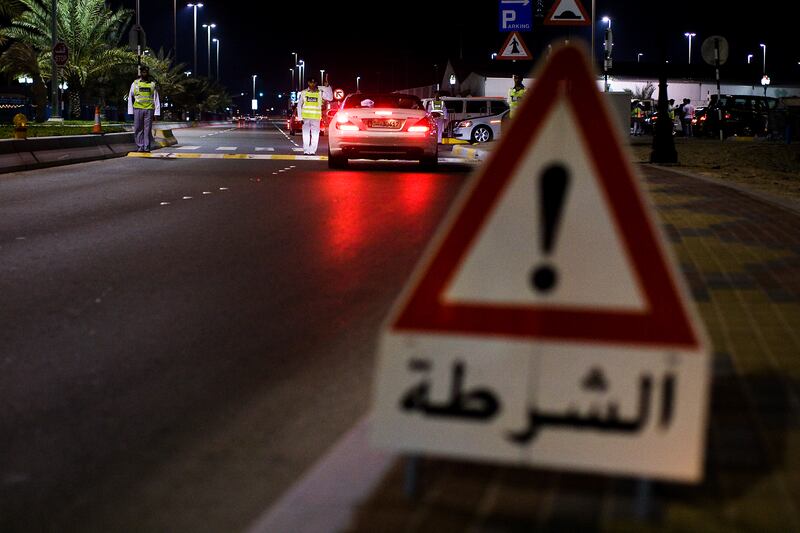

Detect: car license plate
369,119,400,129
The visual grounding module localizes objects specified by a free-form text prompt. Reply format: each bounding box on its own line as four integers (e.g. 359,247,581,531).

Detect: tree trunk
69,90,80,119
31,78,48,122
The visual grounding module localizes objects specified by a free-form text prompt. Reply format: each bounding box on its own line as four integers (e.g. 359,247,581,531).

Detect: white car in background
327,93,438,169
452,110,508,143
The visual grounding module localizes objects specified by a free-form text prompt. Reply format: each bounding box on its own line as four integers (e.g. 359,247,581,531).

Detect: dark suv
695,95,777,137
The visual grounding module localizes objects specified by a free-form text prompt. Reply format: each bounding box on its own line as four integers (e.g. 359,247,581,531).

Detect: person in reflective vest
297,76,333,155
507,74,526,119
127,65,161,152
631,101,645,136
425,91,449,143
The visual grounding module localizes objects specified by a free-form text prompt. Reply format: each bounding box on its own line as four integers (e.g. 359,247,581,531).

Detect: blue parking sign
499,0,532,32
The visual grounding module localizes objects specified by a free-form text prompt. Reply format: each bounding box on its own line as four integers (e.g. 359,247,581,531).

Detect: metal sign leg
404,455,421,500
634,478,653,520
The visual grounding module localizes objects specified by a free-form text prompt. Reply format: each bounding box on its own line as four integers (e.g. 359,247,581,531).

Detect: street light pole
320,69,325,84
602,17,612,92
637,52,643,63
187,4,203,76
49,0,60,120
684,32,696,64
356,76,361,92
760,43,766,74
747,54,753,64
213,38,220,81
289,68,294,94
173,0,177,60
291,52,298,90
203,23,216,78
299,60,305,88
252,74,257,101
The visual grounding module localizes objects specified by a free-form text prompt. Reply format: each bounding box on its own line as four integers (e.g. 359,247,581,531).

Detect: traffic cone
92,105,102,134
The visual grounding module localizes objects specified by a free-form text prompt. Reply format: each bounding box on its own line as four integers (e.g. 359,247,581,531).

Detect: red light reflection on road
318,170,440,264
398,173,436,216
319,171,366,262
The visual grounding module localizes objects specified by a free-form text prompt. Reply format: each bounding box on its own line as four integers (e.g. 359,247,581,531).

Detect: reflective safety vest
301,90,322,120
133,80,156,110
631,107,644,118
431,100,445,112
508,86,525,117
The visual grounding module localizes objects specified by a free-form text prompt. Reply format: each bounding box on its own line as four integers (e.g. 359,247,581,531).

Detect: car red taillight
336,122,360,132
407,117,431,133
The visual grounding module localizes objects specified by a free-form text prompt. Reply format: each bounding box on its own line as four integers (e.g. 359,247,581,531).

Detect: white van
421,96,510,137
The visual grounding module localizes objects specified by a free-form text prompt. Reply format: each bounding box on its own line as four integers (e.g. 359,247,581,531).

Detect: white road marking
182,196,192,200
176,146,201,150
255,147,275,151
216,146,237,151
219,187,229,191
202,191,212,195
291,148,303,152
160,202,170,206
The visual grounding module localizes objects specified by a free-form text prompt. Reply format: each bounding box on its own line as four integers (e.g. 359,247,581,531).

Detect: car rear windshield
343,94,424,110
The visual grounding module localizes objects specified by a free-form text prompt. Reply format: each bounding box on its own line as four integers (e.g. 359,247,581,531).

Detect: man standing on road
297,76,333,155
682,98,695,138
507,74,526,119
425,91,449,143
127,66,161,152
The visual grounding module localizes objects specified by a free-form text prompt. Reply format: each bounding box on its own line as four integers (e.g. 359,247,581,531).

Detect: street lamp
356,75,361,92
601,15,611,29
747,54,753,64
212,38,220,81
684,32,696,64
320,69,325,84
184,70,191,77
187,3,203,76
760,43,766,74
637,52,643,63
202,23,216,77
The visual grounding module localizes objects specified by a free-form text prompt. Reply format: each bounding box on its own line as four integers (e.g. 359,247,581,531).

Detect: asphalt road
0,123,472,532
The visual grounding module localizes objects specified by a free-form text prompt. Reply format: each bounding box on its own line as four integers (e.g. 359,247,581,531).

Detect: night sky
125,1,798,107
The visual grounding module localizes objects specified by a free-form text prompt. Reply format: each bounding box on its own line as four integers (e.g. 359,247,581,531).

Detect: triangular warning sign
544,0,590,26
497,32,532,61
391,45,700,350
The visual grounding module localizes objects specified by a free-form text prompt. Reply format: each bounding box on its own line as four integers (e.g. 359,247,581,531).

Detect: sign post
372,44,710,484
498,0,532,32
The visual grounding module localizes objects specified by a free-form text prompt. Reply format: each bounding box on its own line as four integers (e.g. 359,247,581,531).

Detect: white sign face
251,99,258,110
371,45,710,482
497,31,532,60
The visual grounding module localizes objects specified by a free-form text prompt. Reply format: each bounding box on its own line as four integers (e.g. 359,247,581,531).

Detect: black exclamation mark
531,164,570,293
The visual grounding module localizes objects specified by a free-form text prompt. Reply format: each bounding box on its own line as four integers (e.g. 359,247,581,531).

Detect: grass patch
0,125,127,138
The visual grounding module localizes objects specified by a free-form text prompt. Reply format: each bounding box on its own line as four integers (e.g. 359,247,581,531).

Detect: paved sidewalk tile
344,164,800,532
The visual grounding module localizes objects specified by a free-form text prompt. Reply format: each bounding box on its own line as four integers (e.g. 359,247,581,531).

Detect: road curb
244,416,395,533
0,132,137,174
451,144,491,161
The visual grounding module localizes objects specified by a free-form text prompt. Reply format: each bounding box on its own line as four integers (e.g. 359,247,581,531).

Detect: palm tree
0,0,135,118
0,0,24,46
0,42,49,121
